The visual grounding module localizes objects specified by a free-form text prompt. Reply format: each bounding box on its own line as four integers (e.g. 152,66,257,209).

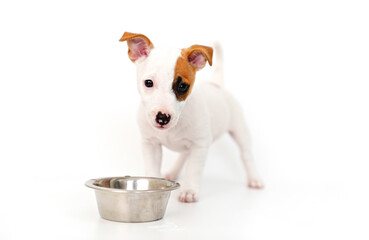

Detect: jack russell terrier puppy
120,32,263,202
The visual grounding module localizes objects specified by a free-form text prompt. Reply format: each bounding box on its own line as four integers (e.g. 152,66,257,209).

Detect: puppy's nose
156,112,171,126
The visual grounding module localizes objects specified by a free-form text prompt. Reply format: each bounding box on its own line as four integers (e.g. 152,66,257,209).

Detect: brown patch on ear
119,32,154,62
119,32,154,48
182,45,213,70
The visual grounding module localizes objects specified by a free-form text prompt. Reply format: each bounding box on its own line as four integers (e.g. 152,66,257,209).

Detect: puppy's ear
119,32,154,62
183,45,213,70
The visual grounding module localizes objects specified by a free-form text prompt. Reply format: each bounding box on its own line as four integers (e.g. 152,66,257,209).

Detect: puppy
120,32,263,202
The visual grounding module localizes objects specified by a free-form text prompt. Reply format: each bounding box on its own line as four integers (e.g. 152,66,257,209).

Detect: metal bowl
85,176,180,223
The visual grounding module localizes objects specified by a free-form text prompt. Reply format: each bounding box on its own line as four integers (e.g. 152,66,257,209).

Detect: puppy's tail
210,41,224,88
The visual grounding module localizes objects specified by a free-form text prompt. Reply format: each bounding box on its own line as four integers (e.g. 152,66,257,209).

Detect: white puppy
120,32,263,202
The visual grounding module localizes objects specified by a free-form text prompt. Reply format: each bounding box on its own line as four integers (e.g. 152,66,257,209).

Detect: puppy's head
120,32,213,130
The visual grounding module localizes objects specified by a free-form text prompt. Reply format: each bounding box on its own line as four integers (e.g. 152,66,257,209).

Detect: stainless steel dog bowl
85,176,180,222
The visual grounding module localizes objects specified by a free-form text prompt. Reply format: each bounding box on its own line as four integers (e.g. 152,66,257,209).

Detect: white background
1,0,368,239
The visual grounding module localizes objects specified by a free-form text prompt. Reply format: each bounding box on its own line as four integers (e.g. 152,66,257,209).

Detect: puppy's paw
247,176,264,189
178,190,199,203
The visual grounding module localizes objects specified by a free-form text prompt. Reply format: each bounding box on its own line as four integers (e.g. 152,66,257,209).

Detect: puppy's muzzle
156,112,171,126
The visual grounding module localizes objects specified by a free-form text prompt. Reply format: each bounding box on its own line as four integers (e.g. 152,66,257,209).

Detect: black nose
156,112,171,126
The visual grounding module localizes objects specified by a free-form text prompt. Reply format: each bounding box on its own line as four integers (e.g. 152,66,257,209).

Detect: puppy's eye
178,82,189,94
144,79,153,88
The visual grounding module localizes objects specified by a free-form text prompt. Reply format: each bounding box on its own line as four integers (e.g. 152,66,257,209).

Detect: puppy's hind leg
229,106,264,189
164,152,189,181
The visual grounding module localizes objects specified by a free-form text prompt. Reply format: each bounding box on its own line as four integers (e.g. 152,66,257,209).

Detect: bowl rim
85,176,180,193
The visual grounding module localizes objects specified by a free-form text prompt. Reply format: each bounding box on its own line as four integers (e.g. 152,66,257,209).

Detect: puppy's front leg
179,147,208,203
142,141,162,177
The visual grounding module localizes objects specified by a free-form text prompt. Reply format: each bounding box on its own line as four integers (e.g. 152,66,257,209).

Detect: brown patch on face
173,56,197,101
172,45,213,101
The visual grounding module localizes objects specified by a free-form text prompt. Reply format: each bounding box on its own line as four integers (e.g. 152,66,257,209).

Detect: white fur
131,44,263,203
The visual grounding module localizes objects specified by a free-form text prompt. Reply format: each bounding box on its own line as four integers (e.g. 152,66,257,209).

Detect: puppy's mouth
154,123,170,130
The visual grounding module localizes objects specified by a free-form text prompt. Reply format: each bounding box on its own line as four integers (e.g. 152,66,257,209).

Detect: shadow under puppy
120,32,263,203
